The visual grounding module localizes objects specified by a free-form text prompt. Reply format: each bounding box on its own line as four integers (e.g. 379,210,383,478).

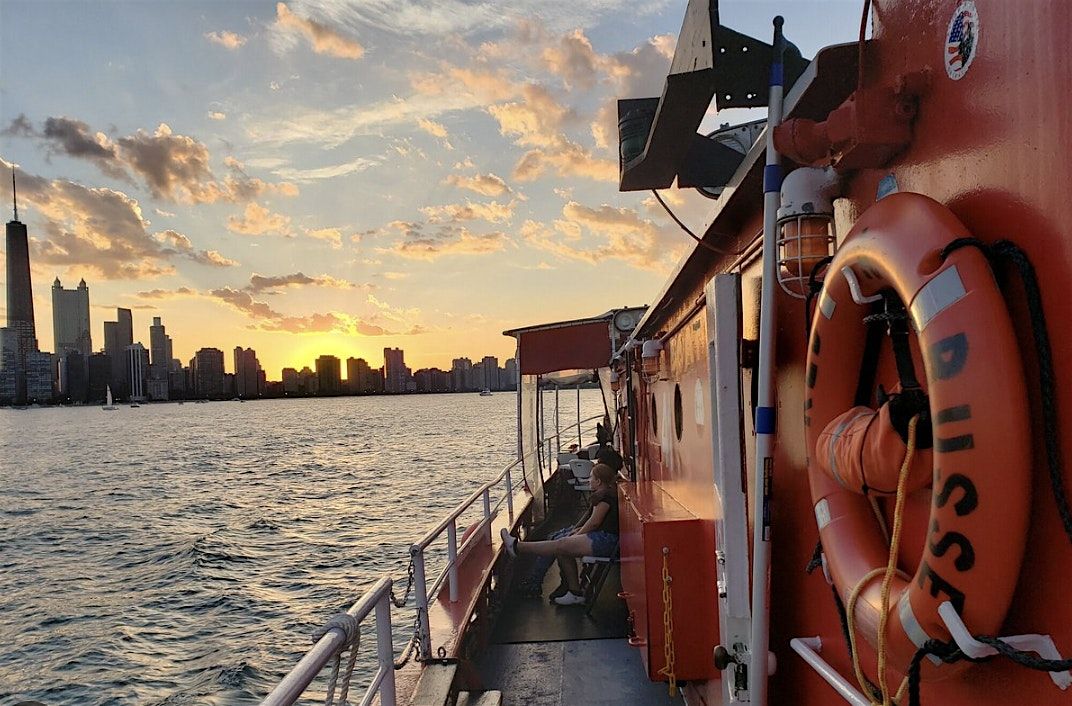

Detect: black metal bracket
617,0,810,192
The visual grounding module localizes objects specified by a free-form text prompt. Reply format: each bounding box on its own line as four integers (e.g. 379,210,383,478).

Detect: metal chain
657,547,678,697
390,557,416,608
393,606,425,670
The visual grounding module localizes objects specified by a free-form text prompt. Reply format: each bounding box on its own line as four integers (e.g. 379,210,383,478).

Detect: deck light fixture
641,340,663,382
776,167,840,299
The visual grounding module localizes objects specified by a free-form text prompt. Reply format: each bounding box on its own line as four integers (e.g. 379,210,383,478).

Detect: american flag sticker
945,1,980,80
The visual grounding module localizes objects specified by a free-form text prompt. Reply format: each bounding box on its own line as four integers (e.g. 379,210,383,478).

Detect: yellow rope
657,547,677,697
845,414,920,705
877,414,919,704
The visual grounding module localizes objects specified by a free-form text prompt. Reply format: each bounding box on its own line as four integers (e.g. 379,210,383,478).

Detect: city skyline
0,2,861,378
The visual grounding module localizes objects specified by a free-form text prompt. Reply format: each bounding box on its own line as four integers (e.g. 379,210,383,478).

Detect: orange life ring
805,192,1031,678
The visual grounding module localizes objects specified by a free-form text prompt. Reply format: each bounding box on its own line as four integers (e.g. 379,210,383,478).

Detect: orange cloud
420,200,515,224
443,172,513,197
275,3,364,60
227,202,292,236
205,31,247,49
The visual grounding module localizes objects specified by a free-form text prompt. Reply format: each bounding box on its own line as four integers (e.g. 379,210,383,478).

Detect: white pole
375,592,397,706
447,519,458,602
749,16,787,706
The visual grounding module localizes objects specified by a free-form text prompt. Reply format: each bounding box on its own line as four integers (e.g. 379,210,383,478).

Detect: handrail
407,412,603,657
260,577,396,706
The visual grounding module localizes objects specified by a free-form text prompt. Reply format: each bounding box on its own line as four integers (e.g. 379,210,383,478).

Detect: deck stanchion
483,488,492,544
447,519,459,603
505,465,515,519
375,591,397,706
411,547,432,658
576,384,582,448
749,16,788,706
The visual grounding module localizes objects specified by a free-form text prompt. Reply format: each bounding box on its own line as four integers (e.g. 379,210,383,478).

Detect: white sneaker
500,528,517,557
553,591,586,606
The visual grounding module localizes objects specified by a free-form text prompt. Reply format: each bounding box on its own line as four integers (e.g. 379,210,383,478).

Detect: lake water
0,391,604,705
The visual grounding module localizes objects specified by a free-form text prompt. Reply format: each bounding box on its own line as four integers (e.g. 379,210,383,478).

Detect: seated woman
501,463,619,605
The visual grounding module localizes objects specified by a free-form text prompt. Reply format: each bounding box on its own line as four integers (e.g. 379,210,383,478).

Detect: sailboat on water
102,385,118,411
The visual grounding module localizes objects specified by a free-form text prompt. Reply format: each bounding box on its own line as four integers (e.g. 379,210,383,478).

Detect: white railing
408,413,604,656
260,577,397,706
260,412,604,705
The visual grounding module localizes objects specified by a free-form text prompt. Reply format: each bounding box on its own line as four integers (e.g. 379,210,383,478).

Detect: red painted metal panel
619,481,719,682
516,321,611,375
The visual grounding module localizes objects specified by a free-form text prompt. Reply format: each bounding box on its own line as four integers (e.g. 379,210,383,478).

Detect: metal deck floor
475,639,682,706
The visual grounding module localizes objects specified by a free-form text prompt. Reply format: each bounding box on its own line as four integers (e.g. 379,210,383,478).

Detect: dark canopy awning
504,316,613,376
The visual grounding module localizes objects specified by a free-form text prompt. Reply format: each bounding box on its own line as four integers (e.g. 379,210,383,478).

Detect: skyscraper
191,348,225,399
451,357,473,392
315,355,342,394
52,278,92,355
384,347,407,394
234,347,261,398
126,343,149,401
482,356,499,390
148,317,173,400
104,308,134,398
1,168,46,404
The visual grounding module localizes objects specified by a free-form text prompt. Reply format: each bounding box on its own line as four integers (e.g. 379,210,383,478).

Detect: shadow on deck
475,496,682,706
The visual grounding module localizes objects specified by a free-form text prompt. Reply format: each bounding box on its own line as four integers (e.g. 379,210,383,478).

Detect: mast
11,165,17,221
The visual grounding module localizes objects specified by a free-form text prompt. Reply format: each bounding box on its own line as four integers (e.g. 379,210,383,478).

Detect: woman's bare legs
556,554,582,593
515,533,593,558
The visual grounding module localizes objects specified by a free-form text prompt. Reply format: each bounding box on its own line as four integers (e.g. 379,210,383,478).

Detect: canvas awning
504,316,613,375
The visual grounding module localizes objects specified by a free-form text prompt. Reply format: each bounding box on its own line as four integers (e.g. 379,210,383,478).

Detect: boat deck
474,496,682,706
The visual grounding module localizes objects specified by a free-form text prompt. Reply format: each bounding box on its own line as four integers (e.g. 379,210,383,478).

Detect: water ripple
0,391,603,705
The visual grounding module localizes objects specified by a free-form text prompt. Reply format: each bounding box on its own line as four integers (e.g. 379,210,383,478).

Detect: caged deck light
640,340,664,382
776,167,841,299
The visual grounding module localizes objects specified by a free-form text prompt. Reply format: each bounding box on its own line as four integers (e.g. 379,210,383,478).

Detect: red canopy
504,316,613,375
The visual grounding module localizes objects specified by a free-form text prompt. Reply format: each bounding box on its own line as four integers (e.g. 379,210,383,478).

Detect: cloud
381,271,409,280
420,200,514,224
443,172,512,197
302,226,343,248
191,249,240,267
205,30,247,49
1,160,177,280
227,202,292,236
274,2,364,60
417,118,448,138
383,223,508,261
520,199,684,272
7,116,299,203
208,111,228,121
270,156,380,181
306,0,662,38
2,114,35,137
136,287,198,300
513,140,617,182
246,272,365,293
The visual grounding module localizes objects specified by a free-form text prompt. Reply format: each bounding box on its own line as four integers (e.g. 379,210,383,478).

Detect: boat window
674,383,683,440
651,394,658,436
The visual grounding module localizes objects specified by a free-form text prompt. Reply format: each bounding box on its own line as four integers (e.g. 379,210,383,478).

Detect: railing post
376,589,397,706
483,488,492,544
447,519,459,603
411,547,432,658
505,465,515,520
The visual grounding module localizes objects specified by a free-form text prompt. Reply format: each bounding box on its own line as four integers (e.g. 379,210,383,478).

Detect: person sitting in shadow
501,463,619,605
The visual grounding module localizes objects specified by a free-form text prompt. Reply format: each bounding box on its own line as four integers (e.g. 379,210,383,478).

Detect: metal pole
447,519,458,603
576,384,582,448
749,16,787,706
375,592,397,706
555,385,560,453
483,487,492,544
505,465,515,519
411,547,432,658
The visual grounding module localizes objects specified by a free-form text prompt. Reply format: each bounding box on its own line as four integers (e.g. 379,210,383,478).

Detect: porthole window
674,384,684,440
651,394,658,436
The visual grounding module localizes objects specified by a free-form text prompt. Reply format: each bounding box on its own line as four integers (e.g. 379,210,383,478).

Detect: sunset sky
0,1,857,377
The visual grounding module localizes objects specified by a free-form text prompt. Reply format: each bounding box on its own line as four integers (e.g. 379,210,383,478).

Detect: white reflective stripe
814,498,832,530
898,593,942,665
827,410,871,489
911,265,966,331
820,291,837,319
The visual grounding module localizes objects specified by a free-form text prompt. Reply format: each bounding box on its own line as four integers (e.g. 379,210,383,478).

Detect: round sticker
945,1,979,80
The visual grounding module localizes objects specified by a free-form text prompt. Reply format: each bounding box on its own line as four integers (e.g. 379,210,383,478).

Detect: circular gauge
614,309,641,333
